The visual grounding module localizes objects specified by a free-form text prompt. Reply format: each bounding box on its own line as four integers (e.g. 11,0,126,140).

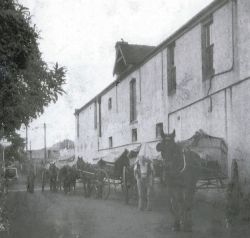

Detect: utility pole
29,140,32,160
25,124,28,152
44,123,47,163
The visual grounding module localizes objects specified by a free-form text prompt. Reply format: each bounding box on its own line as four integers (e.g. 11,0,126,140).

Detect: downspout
168,0,238,132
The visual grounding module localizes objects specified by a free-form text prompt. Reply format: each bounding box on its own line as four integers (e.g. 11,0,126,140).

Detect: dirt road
1,182,249,238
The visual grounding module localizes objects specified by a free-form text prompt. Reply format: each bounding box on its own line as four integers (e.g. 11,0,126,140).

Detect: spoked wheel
92,169,110,200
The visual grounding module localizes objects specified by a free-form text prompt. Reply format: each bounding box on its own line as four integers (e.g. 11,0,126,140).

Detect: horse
156,129,201,232
41,167,50,192
76,157,95,197
134,143,154,211
48,163,58,192
58,165,74,194
27,165,35,193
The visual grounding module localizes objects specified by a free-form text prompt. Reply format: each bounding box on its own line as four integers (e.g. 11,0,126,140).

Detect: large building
75,0,250,179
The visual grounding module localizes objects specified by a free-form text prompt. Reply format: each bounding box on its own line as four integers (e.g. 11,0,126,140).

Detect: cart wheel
94,169,110,200
123,166,130,204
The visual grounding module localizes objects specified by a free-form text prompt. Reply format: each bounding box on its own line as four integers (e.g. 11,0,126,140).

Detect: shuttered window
167,42,176,94
202,17,214,80
130,78,137,122
77,115,80,138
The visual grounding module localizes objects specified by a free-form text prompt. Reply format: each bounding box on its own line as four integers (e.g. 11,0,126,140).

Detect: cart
180,130,228,189
77,159,110,199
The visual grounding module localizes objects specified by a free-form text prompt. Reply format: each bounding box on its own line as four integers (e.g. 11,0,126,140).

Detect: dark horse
48,163,58,192
76,157,95,197
58,165,78,194
156,129,201,232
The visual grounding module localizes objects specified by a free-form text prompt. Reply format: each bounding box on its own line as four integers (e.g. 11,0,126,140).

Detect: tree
0,0,66,139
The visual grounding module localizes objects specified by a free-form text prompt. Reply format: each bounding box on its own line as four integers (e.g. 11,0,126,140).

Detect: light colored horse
134,143,154,211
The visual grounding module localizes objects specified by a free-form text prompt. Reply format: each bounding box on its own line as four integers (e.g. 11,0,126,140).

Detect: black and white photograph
1,0,250,237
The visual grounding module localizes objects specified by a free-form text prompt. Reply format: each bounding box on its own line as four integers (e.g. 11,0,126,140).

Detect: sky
19,0,213,149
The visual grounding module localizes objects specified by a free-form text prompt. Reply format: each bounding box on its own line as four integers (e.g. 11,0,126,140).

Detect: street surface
1,180,249,238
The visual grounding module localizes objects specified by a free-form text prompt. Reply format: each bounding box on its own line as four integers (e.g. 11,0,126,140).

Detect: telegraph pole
44,123,47,163
29,140,32,160
25,124,28,152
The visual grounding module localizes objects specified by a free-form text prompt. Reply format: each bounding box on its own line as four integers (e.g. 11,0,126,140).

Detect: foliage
52,139,75,150
0,0,66,138
4,132,25,164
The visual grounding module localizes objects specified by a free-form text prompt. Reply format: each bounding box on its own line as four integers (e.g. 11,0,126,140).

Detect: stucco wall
76,103,98,162
167,2,234,112
238,0,250,80
75,0,250,177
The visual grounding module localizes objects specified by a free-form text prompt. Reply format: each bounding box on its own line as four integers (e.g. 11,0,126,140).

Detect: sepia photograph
1,0,250,237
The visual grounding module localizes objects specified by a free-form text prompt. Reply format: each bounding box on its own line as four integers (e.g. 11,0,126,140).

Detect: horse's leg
49,179,52,191
146,177,153,211
168,185,182,231
137,178,143,210
182,186,195,232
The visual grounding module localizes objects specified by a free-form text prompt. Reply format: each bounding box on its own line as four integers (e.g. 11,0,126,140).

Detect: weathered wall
75,0,250,180
75,103,98,162
167,2,234,112
98,52,166,151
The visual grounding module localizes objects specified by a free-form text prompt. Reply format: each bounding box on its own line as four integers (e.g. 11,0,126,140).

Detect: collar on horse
135,159,153,179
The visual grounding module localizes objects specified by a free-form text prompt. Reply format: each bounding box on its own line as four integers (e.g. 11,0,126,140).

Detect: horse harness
135,159,154,180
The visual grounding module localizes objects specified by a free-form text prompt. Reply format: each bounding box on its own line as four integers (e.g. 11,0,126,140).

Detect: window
76,115,79,138
156,123,163,138
108,97,112,110
98,97,102,137
109,137,113,148
202,17,214,80
167,42,176,94
132,128,137,142
130,78,137,122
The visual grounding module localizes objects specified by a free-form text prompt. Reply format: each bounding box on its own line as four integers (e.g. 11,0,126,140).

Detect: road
1,181,249,238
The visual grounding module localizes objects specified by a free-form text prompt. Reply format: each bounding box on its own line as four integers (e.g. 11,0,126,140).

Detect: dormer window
113,41,155,76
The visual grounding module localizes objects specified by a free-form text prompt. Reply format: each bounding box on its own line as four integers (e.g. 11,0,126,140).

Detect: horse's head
156,129,176,158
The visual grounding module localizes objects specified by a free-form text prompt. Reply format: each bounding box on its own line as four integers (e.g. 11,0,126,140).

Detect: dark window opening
109,137,113,148
108,97,112,110
98,98,102,137
132,128,137,142
156,123,163,138
130,78,137,122
202,18,214,80
167,42,176,94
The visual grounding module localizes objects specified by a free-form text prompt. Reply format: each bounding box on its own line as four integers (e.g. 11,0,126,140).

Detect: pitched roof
119,42,155,65
113,41,155,75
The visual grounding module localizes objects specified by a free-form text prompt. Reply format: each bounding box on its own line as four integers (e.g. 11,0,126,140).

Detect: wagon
96,142,164,203
96,148,139,203
179,130,228,189
76,160,111,199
